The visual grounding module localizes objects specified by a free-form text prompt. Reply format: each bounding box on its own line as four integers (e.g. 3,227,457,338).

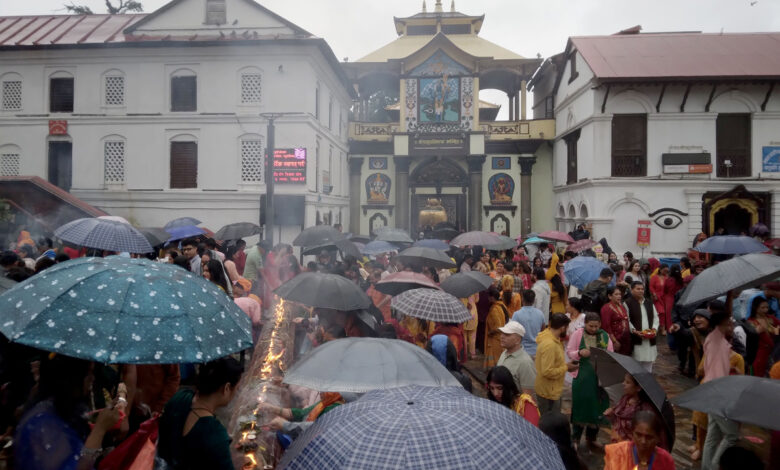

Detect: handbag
99,416,159,470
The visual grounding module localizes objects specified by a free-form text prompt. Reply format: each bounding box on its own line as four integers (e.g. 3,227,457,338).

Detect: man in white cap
497,321,536,396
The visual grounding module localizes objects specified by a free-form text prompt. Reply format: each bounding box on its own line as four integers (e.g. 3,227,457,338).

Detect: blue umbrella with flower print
0,256,252,364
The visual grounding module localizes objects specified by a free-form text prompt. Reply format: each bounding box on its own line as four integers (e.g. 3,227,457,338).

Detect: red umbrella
538,230,575,244
568,239,597,252
376,271,441,296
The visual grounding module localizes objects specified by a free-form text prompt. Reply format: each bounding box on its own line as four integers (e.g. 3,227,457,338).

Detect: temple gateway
345,1,555,238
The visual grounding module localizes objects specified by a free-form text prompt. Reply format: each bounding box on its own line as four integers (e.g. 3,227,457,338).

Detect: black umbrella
440,271,493,298
672,375,780,430
274,272,371,311
375,227,414,244
396,246,456,270
590,348,675,448
678,253,780,306
302,239,361,259
293,225,345,247
431,227,459,241
375,272,440,296
137,227,170,247
214,222,261,240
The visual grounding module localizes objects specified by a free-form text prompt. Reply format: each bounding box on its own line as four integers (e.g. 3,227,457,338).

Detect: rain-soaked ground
462,340,770,469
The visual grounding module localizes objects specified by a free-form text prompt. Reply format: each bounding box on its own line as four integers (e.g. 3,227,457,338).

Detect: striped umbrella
55,218,153,254
391,288,471,323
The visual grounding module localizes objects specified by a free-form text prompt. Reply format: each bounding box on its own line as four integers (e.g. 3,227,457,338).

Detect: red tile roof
0,14,146,46
571,32,780,81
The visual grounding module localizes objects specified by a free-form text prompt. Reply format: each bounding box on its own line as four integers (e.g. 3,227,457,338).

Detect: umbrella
396,246,456,270
450,231,502,247
431,227,459,241
375,227,414,244
391,288,471,323
214,222,261,240
521,236,550,245
274,272,371,311
538,230,575,244
361,240,398,255
693,235,768,255
484,235,517,251
671,375,780,431
440,271,493,298
97,215,130,224
568,239,598,252
163,217,201,230
137,227,170,247
55,218,153,254
279,385,565,470
165,225,206,242
346,234,372,244
678,253,780,306
292,225,345,247
590,349,675,447
302,239,361,259
283,338,462,393
0,256,252,364
563,255,610,290
412,239,450,250
375,272,440,296
514,232,540,241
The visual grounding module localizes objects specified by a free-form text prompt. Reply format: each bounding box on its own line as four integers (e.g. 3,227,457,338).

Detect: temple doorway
713,203,752,235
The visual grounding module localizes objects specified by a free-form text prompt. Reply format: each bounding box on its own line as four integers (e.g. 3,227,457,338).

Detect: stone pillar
507,93,514,121
394,157,411,230
348,157,364,234
467,155,486,231
514,91,520,121
520,80,527,120
518,155,537,237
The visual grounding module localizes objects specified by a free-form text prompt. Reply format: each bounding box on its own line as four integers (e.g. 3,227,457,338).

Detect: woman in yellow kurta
546,252,568,314
401,315,435,348
500,275,522,314
462,295,479,360
484,287,509,369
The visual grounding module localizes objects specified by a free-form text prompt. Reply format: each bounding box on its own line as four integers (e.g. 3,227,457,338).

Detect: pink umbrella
376,271,441,296
568,239,598,252
539,230,575,244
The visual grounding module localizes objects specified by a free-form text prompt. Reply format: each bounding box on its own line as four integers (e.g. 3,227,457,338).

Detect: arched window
49,71,74,113
0,144,21,176
102,69,125,107
102,135,126,186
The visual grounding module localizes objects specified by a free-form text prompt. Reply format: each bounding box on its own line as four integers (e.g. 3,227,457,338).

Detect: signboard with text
763,146,780,172
272,148,306,184
637,220,651,247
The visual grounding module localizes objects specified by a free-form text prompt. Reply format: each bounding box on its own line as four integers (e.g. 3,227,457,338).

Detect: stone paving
462,339,770,469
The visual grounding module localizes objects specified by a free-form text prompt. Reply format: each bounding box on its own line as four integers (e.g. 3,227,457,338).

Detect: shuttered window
50,77,74,113
611,114,647,177
205,0,226,25
170,142,197,188
565,129,580,184
171,76,197,112
716,114,751,177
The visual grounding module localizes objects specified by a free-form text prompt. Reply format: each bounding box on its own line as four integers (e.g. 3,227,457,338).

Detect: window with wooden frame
205,0,226,25
171,75,197,112
315,84,320,120
568,53,579,84
170,141,198,188
564,129,580,184
50,77,74,113
611,114,647,177
716,114,751,178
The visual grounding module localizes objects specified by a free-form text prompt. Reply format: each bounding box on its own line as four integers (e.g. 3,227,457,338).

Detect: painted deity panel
419,77,460,123
366,173,391,204
488,173,515,205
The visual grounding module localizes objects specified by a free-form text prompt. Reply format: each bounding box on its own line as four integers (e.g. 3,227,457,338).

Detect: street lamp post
260,112,304,247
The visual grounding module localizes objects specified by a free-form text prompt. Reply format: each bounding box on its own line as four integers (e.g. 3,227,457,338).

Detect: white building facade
540,31,780,256
0,0,353,243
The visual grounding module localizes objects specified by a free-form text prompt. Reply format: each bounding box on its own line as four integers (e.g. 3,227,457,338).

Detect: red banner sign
48,120,68,135
637,226,651,247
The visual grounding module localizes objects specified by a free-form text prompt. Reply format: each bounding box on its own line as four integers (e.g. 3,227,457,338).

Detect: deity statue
419,198,447,228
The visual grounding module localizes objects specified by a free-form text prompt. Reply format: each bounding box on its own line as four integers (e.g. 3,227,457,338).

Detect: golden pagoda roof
356,33,525,63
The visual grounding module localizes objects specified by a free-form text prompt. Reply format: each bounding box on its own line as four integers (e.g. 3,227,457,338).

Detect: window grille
104,141,125,184
104,76,125,106
0,153,19,176
241,139,263,182
2,81,22,110
241,74,262,104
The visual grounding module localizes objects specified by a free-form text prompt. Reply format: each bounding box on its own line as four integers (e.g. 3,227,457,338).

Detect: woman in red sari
649,265,668,334
747,296,780,377
662,265,684,331
604,411,674,470
600,286,632,356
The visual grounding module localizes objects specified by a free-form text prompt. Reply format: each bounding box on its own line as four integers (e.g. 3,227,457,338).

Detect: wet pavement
462,339,770,469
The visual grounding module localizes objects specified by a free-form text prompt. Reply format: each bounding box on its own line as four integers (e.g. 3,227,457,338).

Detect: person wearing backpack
581,268,613,313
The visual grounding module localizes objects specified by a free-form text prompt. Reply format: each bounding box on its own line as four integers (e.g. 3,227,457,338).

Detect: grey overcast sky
2,0,778,114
